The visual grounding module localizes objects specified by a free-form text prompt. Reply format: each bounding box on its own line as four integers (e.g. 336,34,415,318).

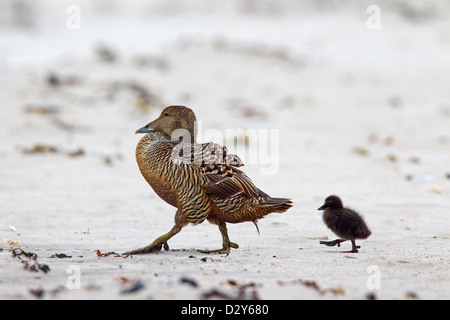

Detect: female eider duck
125,105,292,255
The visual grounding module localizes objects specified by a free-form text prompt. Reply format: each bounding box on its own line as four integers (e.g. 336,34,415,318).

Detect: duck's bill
135,122,155,134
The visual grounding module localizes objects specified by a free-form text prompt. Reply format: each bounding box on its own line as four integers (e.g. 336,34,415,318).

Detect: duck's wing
199,142,266,200
202,166,263,199
172,142,262,200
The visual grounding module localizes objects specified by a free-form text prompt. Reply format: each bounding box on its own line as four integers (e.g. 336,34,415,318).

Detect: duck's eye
164,113,169,117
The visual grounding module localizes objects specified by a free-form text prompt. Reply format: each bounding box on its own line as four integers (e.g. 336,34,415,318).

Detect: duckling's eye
164,113,169,117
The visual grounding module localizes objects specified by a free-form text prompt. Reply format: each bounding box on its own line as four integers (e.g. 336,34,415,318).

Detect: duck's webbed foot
319,239,347,247
198,222,239,255
124,225,181,255
125,241,167,255
198,242,239,254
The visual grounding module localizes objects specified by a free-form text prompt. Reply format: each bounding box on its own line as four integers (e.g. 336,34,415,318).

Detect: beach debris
12,248,50,273
242,106,267,119
29,288,45,299
10,226,17,232
45,72,81,87
96,249,131,258
366,292,378,300
67,148,85,157
28,285,65,299
45,72,81,88
22,144,59,154
387,153,398,162
24,104,59,115
409,155,421,164
367,134,395,146
180,277,199,288
353,146,369,156
52,117,79,132
132,55,170,70
104,80,161,112
95,44,117,63
212,38,296,64
115,277,145,295
388,95,402,109
127,82,157,112
384,136,395,146
278,279,345,296
46,73,60,86
96,249,111,257
50,253,72,258
405,291,419,300
431,185,443,194
22,144,88,158
202,280,260,300
8,240,19,246
121,280,145,295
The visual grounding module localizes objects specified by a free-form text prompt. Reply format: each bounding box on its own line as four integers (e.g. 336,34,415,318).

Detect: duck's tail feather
256,197,293,213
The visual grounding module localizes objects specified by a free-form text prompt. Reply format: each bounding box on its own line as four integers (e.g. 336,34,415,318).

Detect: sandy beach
0,0,449,300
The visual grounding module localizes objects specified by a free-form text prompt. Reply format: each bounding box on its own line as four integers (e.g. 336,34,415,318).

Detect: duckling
125,105,292,254
318,195,371,253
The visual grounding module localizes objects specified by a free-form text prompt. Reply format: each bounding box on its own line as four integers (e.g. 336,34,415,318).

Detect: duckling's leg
320,239,347,247
198,222,239,254
124,225,182,255
344,238,360,253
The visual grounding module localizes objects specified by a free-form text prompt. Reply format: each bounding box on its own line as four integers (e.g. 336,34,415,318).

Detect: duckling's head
318,195,344,211
136,105,197,143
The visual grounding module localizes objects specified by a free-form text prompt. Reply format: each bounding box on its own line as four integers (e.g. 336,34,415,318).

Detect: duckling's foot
341,239,360,253
123,225,181,255
320,239,347,247
342,248,359,253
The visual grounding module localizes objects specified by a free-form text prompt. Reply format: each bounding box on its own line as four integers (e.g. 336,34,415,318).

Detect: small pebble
432,185,443,194
353,146,369,156
388,153,398,162
409,156,421,164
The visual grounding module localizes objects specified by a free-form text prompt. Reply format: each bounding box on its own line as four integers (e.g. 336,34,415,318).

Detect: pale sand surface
0,1,449,299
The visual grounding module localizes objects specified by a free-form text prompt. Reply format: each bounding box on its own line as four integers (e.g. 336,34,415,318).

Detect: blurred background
1,0,449,211
1,0,449,183
0,0,449,300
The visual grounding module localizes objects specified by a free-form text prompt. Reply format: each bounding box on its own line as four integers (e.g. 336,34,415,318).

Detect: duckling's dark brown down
318,195,371,253
125,105,292,254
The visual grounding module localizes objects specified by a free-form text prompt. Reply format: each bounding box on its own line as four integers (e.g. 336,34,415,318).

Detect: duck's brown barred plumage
126,105,293,255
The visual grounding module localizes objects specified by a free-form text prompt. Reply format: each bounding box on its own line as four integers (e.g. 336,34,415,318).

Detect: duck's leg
320,239,347,247
124,225,182,255
198,222,239,254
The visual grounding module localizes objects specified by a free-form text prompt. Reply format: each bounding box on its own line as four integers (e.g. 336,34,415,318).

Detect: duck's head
318,195,344,211
136,105,197,143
